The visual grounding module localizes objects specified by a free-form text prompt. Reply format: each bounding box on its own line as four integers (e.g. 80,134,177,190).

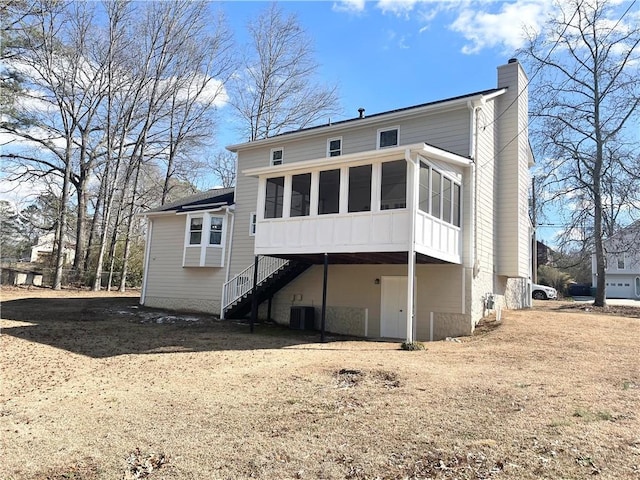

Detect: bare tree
523,0,640,307
1,1,111,288
231,3,340,141
208,150,236,187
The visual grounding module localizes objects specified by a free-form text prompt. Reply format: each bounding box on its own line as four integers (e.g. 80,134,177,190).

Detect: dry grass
1,287,639,479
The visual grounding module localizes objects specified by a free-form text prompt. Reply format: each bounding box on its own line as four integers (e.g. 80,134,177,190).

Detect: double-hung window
210,217,223,245
327,137,342,157
271,148,283,165
189,217,203,245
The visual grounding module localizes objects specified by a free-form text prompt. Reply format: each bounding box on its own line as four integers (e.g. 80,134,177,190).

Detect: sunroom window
431,170,442,219
348,165,372,212
419,162,430,212
265,177,285,218
291,173,311,217
319,169,340,214
419,162,461,227
380,160,406,210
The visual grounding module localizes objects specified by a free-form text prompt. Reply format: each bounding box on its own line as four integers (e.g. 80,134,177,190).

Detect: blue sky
216,0,540,147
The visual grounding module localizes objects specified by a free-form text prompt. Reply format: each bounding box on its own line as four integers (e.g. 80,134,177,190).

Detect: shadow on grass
0,296,355,358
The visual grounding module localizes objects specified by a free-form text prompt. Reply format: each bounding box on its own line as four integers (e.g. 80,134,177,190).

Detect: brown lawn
1,287,639,479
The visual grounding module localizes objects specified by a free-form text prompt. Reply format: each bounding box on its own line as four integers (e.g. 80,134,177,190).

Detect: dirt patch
1,288,639,479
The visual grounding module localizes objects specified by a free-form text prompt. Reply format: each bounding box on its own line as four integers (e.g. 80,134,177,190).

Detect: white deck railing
222,256,289,313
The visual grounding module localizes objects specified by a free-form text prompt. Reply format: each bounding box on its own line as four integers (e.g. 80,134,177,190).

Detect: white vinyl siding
496,62,530,277
264,263,468,340
143,215,227,312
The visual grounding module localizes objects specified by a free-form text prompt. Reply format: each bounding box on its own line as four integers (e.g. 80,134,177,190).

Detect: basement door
380,276,408,339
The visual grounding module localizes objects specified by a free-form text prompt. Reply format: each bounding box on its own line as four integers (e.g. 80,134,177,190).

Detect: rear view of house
141,59,534,341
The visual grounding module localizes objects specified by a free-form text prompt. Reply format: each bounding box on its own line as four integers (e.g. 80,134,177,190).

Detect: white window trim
377,126,400,150
270,147,284,166
182,212,225,267
616,254,625,270
327,136,342,157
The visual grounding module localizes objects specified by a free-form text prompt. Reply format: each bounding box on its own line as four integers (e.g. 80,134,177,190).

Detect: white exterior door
381,276,408,339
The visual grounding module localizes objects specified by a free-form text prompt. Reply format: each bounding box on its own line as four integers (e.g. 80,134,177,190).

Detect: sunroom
243,143,470,265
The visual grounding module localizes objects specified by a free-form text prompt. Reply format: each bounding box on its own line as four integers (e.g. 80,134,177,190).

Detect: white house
30,232,76,265
592,221,640,299
140,59,534,341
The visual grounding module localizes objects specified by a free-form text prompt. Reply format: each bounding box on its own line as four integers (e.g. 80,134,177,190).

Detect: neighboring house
141,59,534,341
537,241,556,267
592,221,640,299
30,232,76,265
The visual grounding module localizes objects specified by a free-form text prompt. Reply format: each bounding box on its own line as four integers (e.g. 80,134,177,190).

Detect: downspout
140,216,153,306
221,205,235,319
467,99,483,278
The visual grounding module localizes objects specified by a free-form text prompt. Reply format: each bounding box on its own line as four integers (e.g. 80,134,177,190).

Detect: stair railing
222,256,289,313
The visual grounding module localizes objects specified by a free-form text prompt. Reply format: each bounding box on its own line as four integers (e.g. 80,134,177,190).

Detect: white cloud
332,0,366,13
450,0,552,54
159,74,228,108
376,0,419,17
331,0,556,54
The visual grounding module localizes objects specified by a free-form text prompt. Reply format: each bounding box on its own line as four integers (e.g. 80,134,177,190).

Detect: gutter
243,143,471,178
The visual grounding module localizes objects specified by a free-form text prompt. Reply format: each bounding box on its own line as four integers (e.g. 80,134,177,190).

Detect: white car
532,283,558,300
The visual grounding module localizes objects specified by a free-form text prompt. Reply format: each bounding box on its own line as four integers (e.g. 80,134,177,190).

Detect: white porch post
406,150,418,343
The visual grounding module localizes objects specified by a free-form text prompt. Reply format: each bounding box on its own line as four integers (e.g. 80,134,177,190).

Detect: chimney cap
358,107,365,118
508,58,518,64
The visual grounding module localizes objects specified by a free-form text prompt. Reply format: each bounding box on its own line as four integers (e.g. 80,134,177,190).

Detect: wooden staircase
222,257,311,319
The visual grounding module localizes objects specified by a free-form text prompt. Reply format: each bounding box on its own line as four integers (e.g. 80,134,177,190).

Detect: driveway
572,296,640,307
